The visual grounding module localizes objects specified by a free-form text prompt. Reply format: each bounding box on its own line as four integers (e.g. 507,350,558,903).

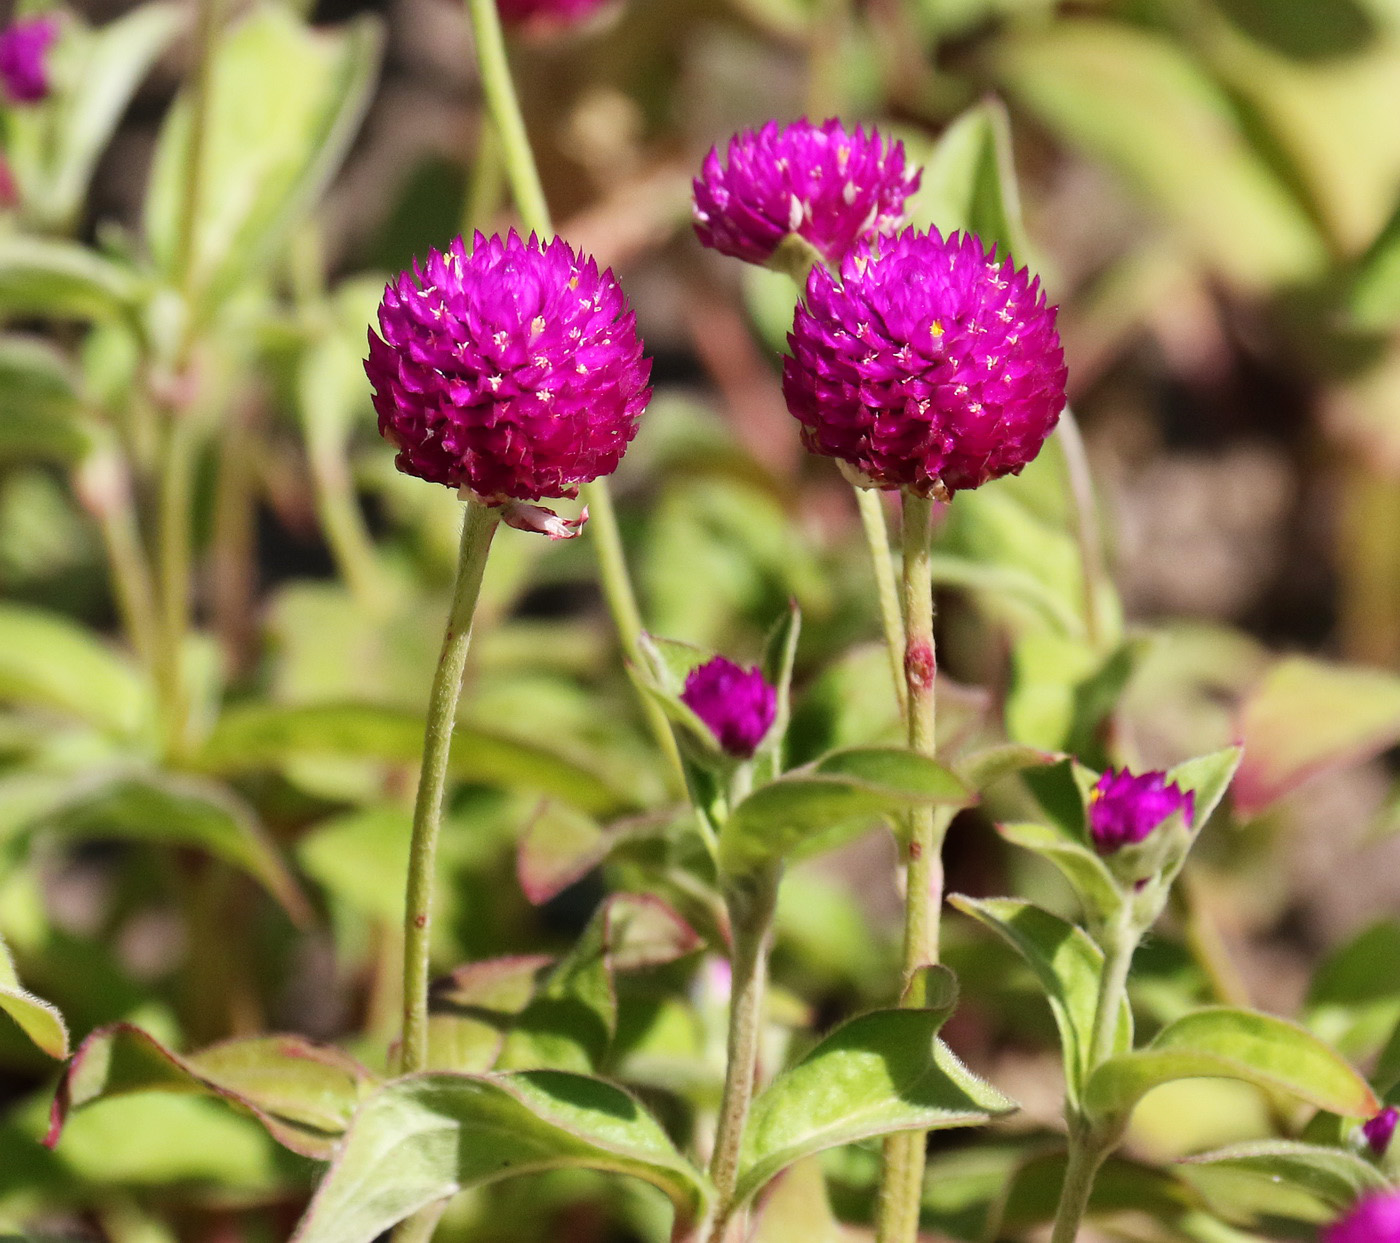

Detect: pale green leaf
1179,1140,1390,1212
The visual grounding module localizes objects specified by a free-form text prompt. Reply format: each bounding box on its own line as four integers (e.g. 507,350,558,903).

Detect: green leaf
734,1001,1015,1205
955,744,1064,794
0,237,139,322
41,4,184,228
1179,1140,1390,1212
1236,657,1400,815
748,1158,846,1243
1167,747,1243,832
47,1023,377,1158
0,603,148,737
1353,197,1400,330
145,5,382,314
718,748,969,876
0,336,93,464
290,1071,710,1242
430,955,553,1074
1085,1007,1379,1125
949,896,1129,1106
908,97,1031,263
197,702,637,815
1304,920,1400,1059
0,939,68,1059
36,771,309,922
995,822,1121,926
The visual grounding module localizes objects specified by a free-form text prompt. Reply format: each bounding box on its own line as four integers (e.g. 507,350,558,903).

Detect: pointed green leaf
0,940,68,1059
1167,747,1243,832
733,1004,1016,1204
1306,920,1400,1059
0,336,92,464
955,744,1064,794
749,1157,848,1243
429,955,552,1073
0,237,139,322
1085,1008,1379,1125
48,1023,377,1158
950,896,1129,1105
719,749,969,876
291,1071,710,1242
1179,1140,1390,1212
995,822,1120,926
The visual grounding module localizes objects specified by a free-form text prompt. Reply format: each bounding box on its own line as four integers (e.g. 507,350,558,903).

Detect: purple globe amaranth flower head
680,656,777,759
0,15,60,105
693,118,920,270
1325,1191,1400,1243
782,227,1067,497
1364,1106,1399,1156
497,0,611,31
366,231,650,508
1088,768,1195,856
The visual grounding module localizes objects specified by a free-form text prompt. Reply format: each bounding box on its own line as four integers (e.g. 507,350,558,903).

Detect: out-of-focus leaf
1304,920,1400,1059
0,938,68,1059
953,744,1064,794
993,1148,1200,1234
47,1023,377,1158
750,1156,852,1243
197,702,638,815
145,5,382,314
1180,1140,1389,1212
950,896,1130,1106
498,894,699,1073
994,20,1327,290
0,604,148,737
735,999,1015,1204
290,1071,710,1242
430,955,553,1074
1168,747,1243,833
1236,657,1400,815
0,237,139,321
718,748,969,876
1085,1008,1378,1125
0,336,92,463
1007,631,1143,762
36,771,308,922
1353,197,1400,330
995,822,1120,926
907,98,1030,263
40,4,185,228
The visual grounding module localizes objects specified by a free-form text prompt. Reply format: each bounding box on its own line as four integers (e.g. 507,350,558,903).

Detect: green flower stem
173,0,221,324
399,499,500,1075
462,117,505,237
854,486,908,715
154,413,199,759
459,0,683,789
1048,1125,1110,1243
707,868,781,1243
874,490,940,1243
1054,409,1107,651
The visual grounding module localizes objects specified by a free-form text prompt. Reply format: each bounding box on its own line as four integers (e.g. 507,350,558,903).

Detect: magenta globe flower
1088,769,1195,856
681,657,777,759
1364,1106,1399,1156
693,118,920,269
1325,1191,1400,1243
497,0,610,29
366,231,650,508
0,15,59,105
782,228,1067,497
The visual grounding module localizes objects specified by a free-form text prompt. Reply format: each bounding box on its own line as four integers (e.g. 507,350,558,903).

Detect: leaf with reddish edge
430,955,553,1073
516,804,684,906
45,1024,377,1158
0,939,67,1060
1236,657,1400,816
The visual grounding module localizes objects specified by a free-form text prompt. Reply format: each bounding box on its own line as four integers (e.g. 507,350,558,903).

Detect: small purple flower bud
1364,1106,1398,1156
0,15,59,105
1088,768,1195,856
693,117,920,269
497,0,611,30
365,231,651,503
680,657,777,759
782,227,1067,497
1324,1191,1400,1243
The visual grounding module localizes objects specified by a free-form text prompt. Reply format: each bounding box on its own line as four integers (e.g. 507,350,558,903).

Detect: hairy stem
707,869,781,1243
1049,1125,1110,1243
874,490,940,1243
854,486,908,715
400,500,500,1075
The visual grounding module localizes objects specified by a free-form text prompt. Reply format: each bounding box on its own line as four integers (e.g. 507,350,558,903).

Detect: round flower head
0,15,59,105
693,118,920,269
681,657,777,759
1325,1191,1400,1243
1088,769,1194,856
1364,1106,1399,1156
496,0,611,30
783,228,1067,496
366,231,650,505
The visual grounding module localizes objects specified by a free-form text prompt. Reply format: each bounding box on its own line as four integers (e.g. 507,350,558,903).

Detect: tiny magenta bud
1087,768,1194,856
680,656,777,759
693,117,919,269
1364,1106,1399,1156
782,228,1067,497
497,0,612,30
0,15,59,105
365,231,650,506
1324,1191,1400,1243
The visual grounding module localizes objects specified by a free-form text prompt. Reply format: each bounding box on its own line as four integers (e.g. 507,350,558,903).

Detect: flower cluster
0,15,58,105
693,118,919,268
366,231,650,504
1087,768,1195,856
1326,1191,1400,1243
680,656,776,759
783,227,1067,496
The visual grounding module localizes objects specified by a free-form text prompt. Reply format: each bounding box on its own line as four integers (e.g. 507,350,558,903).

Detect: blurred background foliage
4,0,1400,1238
